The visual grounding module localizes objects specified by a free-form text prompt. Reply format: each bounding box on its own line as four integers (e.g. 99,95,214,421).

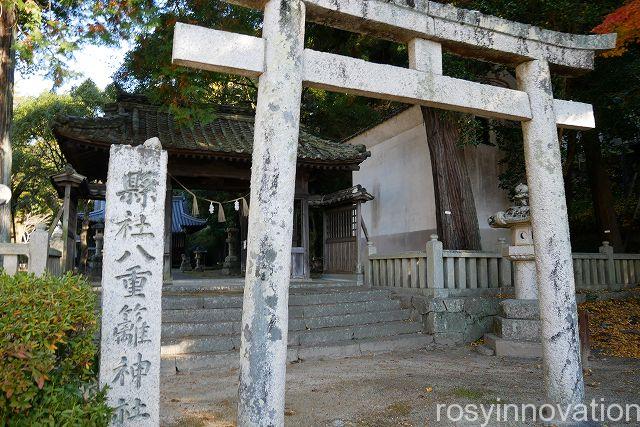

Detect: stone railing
572,252,609,290
0,225,54,277
572,244,640,290
367,235,513,296
367,236,640,294
441,250,512,291
368,251,427,289
613,253,640,289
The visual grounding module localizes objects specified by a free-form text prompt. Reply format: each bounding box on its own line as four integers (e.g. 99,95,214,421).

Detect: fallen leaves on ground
580,298,640,359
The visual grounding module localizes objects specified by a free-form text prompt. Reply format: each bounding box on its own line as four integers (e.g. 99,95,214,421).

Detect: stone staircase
160,284,431,372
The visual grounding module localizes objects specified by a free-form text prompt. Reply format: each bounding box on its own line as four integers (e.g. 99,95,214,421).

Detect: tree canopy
9,0,640,251
13,0,155,84
11,80,112,233
594,0,640,57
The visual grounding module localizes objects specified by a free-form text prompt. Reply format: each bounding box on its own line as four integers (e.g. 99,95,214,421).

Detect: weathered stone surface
463,297,500,317
485,333,543,359
235,1,306,425
227,0,615,70
173,23,599,130
500,299,539,320
425,312,466,334
518,59,584,405
406,294,501,343
495,317,541,342
99,139,168,426
426,298,445,313
464,316,494,342
173,22,263,77
441,298,464,313
489,184,538,300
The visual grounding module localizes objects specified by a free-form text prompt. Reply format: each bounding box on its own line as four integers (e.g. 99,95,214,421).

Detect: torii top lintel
172,0,616,130
225,0,616,72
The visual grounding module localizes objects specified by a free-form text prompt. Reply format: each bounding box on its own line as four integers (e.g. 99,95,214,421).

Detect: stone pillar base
484,299,542,358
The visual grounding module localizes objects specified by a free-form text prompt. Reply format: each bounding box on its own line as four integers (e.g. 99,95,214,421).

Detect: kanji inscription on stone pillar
99,138,168,426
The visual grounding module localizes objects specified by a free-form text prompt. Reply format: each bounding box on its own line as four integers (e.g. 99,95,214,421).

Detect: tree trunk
420,106,482,250
0,5,16,243
583,131,625,251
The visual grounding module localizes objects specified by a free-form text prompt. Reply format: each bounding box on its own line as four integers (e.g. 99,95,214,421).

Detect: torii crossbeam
172,1,615,425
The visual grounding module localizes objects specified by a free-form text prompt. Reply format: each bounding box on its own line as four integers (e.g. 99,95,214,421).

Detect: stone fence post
599,241,617,290
426,234,444,292
496,237,512,288
364,242,376,287
28,224,50,276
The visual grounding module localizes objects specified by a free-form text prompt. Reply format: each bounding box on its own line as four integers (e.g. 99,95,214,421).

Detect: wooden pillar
79,210,90,273
355,201,363,276
322,211,328,273
164,177,173,282
302,197,310,279
51,166,85,272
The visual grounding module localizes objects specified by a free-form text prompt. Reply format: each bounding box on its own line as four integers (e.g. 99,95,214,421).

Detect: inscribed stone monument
99,138,168,426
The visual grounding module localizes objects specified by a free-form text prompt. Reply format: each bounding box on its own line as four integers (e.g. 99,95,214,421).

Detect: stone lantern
221,227,240,275
484,184,542,358
50,165,86,272
488,183,537,300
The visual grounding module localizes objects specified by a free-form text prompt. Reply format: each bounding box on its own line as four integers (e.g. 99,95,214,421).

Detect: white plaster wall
351,106,510,253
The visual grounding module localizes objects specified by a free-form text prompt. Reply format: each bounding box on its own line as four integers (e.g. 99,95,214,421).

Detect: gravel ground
160,348,640,426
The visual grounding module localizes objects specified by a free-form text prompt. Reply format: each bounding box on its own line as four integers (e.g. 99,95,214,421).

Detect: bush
0,273,111,426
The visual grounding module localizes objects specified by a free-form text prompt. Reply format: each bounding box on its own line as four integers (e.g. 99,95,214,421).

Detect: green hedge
0,273,111,426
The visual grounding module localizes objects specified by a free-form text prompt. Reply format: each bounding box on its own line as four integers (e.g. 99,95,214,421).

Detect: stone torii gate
172,1,615,424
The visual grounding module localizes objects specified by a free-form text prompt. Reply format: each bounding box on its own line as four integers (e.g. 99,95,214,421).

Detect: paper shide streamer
170,174,249,223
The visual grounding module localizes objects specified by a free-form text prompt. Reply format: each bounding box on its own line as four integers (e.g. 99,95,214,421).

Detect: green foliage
13,0,157,86
446,0,640,248
114,1,262,122
114,0,638,248
0,272,110,425
11,80,112,224
114,2,405,140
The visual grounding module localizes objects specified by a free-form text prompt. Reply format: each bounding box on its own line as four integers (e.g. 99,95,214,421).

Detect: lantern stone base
484,299,542,359
221,256,240,275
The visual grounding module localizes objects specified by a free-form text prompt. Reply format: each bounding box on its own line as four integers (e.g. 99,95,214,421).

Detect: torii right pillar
517,59,584,406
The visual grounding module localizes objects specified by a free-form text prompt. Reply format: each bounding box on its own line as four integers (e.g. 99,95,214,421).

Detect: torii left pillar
237,0,306,425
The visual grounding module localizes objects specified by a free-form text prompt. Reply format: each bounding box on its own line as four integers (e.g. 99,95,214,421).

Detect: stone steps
484,333,542,359
159,286,431,372
161,308,413,338
161,334,433,373
162,299,403,323
162,320,422,355
161,288,390,310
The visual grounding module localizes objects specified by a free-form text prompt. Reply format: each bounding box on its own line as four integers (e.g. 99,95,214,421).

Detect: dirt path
160,348,639,426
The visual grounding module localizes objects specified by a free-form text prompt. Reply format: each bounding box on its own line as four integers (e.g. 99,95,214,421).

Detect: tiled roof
54,96,370,167
171,196,207,233
309,185,374,208
80,197,206,234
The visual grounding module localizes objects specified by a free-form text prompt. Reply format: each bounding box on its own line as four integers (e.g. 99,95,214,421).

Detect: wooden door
290,199,309,279
323,205,357,274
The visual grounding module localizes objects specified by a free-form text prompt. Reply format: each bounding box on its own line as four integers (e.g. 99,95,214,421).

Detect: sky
15,43,131,98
